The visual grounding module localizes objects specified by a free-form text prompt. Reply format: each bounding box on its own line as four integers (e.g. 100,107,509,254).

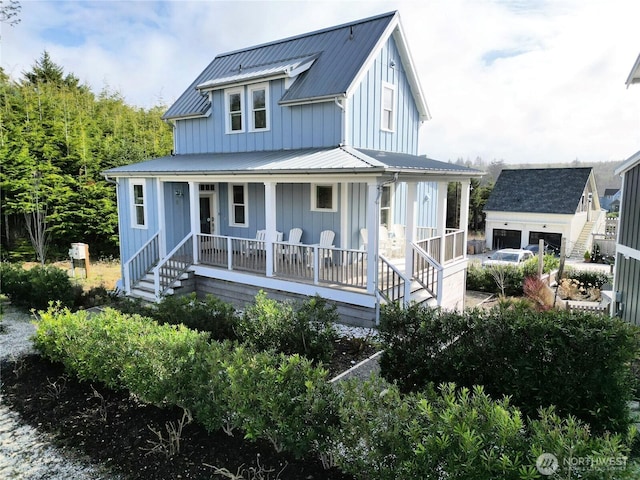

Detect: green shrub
0,263,76,309
329,378,636,479
379,303,640,435
223,347,337,458
237,292,338,363
326,375,419,479
153,293,239,341
33,306,337,461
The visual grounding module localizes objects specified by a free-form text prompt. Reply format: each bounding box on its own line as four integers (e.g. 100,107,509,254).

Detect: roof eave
615,149,640,175
278,93,347,107
625,53,640,88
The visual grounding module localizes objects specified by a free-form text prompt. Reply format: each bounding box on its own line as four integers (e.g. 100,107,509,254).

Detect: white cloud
2,0,639,165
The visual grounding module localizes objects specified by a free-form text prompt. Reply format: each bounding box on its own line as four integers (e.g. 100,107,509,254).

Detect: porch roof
103,147,482,179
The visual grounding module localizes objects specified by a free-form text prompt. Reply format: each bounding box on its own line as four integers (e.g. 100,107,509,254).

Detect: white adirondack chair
281,227,303,261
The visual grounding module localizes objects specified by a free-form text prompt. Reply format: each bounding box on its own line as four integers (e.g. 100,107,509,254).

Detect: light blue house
104,11,481,326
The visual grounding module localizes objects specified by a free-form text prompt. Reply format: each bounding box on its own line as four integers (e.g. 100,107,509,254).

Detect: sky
2,0,640,165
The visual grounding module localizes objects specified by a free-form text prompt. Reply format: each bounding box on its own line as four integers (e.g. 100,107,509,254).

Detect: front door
199,193,216,234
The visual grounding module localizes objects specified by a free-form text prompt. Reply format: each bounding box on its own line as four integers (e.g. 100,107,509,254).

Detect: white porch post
156,178,166,257
189,181,199,264
459,180,470,257
340,182,348,248
404,182,417,277
366,182,379,294
437,181,448,265
264,181,277,277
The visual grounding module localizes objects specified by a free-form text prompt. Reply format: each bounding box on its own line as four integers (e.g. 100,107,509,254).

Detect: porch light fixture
175,189,184,198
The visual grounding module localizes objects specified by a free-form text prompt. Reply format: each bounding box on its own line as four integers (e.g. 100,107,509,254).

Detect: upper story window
229,183,248,226
381,82,395,132
249,83,269,131
130,180,147,229
311,183,337,212
225,84,270,134
226,87,244,133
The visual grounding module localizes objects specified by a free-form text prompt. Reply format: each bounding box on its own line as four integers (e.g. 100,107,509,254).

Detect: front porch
123,224,468,326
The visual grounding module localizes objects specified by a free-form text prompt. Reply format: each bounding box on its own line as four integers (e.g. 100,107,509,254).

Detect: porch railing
412,241,442,300
154,234,194,297
123,231,160,293
378,255,407,304
415,228,464,265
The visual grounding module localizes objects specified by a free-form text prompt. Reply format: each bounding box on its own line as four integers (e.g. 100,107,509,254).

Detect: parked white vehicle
483,248,534,267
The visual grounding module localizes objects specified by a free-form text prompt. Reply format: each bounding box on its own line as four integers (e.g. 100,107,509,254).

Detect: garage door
492,229,521,249
529,232,562,252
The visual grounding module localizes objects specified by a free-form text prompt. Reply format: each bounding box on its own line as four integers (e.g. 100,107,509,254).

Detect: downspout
334,96,348,146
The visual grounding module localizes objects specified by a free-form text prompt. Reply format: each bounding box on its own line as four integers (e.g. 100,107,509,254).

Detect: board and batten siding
173,79,342,154
118,178,160,263
616,254,640,326
619,163,640,251
348,35,420,154
163,182,191,251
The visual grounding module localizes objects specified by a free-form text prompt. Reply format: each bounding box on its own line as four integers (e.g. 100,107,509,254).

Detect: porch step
128,270,193,303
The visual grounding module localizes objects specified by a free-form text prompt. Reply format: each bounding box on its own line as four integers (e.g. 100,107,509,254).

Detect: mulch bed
0,339,377,479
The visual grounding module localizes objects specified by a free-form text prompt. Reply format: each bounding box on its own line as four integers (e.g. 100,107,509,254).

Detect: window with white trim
311,184,337,212
229,183,248,226
130,180,147,229
249,83,269,131
225,87,244,133
380,184,393,227
381,82,395,132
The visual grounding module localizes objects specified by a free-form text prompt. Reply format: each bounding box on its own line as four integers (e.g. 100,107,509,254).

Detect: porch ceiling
103,147,482,180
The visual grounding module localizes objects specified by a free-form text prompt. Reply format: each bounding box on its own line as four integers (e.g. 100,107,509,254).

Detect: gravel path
0,306,119,480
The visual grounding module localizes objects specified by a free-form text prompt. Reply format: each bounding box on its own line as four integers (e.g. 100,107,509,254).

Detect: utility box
69,243,90,278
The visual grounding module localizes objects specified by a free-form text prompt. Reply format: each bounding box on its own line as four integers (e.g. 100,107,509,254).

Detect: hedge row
0,263,77,309
33,307,336,459
115,291,339,363
33,307,637,479
379,303,640,435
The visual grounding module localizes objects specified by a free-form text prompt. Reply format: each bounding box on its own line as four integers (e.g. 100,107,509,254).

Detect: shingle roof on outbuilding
163,11,429,121
484,167,594,215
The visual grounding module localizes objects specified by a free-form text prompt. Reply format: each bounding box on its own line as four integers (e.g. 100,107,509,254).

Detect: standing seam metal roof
163,12,397,119
103,147,481,177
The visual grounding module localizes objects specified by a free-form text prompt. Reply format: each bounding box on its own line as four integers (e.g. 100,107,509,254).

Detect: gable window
249,83,269,131
130,180,147,229
225,88,244,133
311,184,337,212
381,82,395,132
229,183,248,226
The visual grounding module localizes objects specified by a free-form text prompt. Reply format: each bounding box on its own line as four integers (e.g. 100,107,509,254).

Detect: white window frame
381,82,396,132
225,87,244,134
380,183,394,227
130,179,148,229
311,183,338,212
248,82,270,132
228,183,248,227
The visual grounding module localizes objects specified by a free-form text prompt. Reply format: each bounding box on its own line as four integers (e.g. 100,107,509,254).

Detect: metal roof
103,147,480,178
626,53,640,88
484,167,594,214
163,11,428,120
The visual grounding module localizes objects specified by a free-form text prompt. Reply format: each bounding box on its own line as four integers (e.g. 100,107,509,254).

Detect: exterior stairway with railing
569,220,596,260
